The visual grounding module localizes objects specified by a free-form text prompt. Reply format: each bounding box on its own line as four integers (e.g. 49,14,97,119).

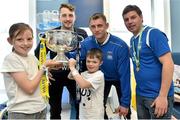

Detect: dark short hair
87,48,103,61
89,13,107,23
122,5,142,17
59,3,75,12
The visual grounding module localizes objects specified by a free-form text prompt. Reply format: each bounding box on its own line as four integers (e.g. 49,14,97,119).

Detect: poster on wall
36,0,68,31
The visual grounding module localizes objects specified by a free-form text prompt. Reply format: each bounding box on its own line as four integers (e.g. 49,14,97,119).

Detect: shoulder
74,27,88,38
95,70,104,76
1,52,24,72
81,36,95,44
109,34,129,48
4,52,19,62
75,27,86,33
28,54,38,61
144,26,165,36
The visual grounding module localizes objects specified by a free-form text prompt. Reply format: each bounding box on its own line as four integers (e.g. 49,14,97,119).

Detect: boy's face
10,30,33,57
86,56,102,73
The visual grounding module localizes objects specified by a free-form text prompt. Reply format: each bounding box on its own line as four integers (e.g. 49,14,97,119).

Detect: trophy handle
77,34,84,42
38,32,47,40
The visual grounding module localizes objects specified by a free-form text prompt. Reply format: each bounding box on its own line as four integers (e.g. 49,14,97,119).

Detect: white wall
104,0,171,47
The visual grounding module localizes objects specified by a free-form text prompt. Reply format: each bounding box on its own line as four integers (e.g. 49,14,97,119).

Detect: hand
68,58,76,69
117,106,129,117
48,71,55,82
151,96,168,118
67,72,74,80
44,60,62,69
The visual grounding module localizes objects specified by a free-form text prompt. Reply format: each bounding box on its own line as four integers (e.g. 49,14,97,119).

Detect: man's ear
7,37,13,45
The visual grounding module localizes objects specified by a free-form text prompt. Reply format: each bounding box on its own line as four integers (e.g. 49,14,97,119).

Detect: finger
156,109,161,118
151,102,155,107
49,77,55,81
160,108,166,117
154,107,158,116
50,67,60,70
119,111,123,116
164,107,167,114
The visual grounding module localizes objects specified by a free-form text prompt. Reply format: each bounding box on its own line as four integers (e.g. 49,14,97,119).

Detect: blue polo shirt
130,26,174,98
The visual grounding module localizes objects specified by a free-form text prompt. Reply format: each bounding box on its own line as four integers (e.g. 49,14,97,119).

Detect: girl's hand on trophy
45,60,63,69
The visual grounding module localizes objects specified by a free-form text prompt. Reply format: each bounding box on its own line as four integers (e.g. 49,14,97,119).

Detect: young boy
68,48,104,119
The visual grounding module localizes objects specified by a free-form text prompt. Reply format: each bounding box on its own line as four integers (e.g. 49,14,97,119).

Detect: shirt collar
95,33,110,46
134,25,148,39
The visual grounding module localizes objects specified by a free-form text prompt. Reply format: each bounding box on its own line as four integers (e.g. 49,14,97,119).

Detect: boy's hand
68,58,77,69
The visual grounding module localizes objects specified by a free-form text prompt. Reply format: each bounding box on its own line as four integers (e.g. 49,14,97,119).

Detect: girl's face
86,56,102,73
10,29,33,57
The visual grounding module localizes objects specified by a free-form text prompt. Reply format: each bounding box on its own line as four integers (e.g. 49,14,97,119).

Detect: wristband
41,65,48,73
71,69,79,76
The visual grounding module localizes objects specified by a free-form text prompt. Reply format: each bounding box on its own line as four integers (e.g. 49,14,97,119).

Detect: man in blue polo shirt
122,5,174,119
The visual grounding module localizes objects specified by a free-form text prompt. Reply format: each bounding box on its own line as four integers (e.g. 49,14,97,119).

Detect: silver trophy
39,29,80,69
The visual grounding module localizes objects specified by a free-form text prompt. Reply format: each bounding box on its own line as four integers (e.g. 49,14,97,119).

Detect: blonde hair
87,48,103,61
59,3,75,12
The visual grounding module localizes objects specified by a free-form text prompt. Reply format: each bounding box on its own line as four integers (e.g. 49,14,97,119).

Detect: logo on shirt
106,51,113,60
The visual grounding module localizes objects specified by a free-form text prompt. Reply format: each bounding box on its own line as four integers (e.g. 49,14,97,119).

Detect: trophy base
53,55,69,70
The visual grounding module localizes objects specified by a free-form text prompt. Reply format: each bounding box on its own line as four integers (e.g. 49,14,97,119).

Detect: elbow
28,89,35,95
23,87,36,95
78,84,87,89
78,83,92,89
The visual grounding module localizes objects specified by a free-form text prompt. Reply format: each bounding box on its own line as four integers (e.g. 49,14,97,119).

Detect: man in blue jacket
80,13,131,119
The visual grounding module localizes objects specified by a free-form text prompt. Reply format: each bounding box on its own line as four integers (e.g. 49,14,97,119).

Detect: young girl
1,23,61,119
68,48,105,119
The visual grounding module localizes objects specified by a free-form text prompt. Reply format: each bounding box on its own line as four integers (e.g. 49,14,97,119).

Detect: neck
97,32,108,44
134,25,144,36
61,26,74,31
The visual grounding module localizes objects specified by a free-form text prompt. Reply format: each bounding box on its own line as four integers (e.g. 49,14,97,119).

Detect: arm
118,44,131,116
159,52,174,98
151,52,174,117
68,58,92,89
10,60,61,95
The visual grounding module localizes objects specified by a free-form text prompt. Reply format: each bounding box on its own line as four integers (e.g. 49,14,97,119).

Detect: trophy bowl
45,29,78,64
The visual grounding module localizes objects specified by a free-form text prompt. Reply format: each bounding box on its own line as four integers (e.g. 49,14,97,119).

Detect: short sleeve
1,54,25,73
149,29,170,57
82,71,104,90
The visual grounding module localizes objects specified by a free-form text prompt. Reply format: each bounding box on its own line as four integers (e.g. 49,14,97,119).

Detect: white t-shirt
79,70,104,119
1,52,46,114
